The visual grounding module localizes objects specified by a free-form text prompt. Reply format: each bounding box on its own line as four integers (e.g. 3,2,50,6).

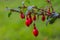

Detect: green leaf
49,17,57,24
8,12,12,17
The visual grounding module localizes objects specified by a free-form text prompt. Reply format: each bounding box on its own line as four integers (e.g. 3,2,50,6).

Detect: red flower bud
33,24,39,37
29,15,33,24
20,12,25,19
29,17,33,24
25,17,30,27
33,15,36,21
42,15,45,21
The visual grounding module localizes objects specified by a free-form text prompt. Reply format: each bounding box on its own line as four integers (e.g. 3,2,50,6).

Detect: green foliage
8,12,12,17
0,0,60,40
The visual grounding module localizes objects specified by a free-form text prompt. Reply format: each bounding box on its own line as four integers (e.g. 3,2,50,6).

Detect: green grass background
0,0,60,40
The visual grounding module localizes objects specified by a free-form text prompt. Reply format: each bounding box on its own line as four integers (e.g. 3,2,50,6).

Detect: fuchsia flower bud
42,15,45,21
33,15,36,21
25,17,30,27
33,24,39,37
20,12,25,19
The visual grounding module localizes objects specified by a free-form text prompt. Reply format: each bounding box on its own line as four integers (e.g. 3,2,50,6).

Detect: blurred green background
0,0,60,40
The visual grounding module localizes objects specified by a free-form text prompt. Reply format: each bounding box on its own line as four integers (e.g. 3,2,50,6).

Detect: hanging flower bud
33,24,39,37
33,15,36,21
20,12,25,19
29,15,33,24
42,15,45,21
25,17,30,27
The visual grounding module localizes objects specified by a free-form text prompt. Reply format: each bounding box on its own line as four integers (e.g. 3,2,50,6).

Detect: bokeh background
0,0,60,40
